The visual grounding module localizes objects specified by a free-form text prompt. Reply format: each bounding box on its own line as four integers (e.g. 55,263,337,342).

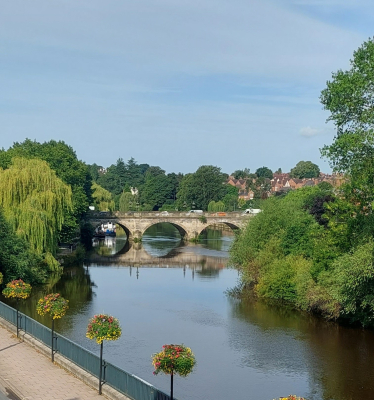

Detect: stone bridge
88,211,250,241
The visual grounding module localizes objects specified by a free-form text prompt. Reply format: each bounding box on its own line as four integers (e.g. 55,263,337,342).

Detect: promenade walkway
0,323,106,400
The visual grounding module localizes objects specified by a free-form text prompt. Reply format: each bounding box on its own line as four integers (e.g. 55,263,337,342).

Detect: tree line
0,136,321,284
230,38,374,327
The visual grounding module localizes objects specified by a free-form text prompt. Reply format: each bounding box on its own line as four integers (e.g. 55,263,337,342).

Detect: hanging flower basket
86,314,122,344
36,293,69,319
2,279,32,299
152,344,196,377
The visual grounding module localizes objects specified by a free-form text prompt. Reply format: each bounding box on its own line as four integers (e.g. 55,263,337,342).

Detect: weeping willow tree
119,191,136,212
91,182,115,212
0,158,72,258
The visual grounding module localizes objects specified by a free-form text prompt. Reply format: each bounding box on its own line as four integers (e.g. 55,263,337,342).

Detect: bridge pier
132,230,143,242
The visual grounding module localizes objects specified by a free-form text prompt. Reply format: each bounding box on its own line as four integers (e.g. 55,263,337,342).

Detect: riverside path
0,322,113,400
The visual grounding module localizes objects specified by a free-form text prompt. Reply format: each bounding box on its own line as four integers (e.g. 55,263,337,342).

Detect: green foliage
0,208,47,284
320,39,374,214
320,38,374,136
199,215,207,223
97,157,149,196
230,186,346,320
0,139,93,242
176,165,226,210
88,163,103,182
140,167,174,210
0,157,72,255
91,183,115,212
119,191,136,212
230,39,374,327
255,166,273,179
207,201,225,212
326,241,374,326
231,168,251,179
80,222,94,250
290,161,320,179
141,203,153,211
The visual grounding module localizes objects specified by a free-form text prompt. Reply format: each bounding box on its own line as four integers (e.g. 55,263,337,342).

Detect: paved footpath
0,324,106,400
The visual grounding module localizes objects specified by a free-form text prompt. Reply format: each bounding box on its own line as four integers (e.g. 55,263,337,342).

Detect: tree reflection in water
0,265,95,334
228,297,374,400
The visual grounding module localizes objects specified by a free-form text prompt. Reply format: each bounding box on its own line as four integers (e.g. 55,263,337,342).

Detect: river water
2,224,374,400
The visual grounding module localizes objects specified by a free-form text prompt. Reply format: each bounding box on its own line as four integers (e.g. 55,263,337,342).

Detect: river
2,224,374,400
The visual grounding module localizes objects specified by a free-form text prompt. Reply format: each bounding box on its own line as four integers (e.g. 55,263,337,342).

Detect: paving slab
0,323,110,400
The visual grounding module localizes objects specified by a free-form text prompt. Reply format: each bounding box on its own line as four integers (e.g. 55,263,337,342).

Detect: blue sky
0,0,373,174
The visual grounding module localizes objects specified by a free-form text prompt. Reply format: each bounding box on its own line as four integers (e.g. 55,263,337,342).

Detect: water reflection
89,224,231,281
142,223,182,257
0,265,95,332
228,297,374,400
92,224,236,259
199,226,235,252
3,224,374,400
93,225,128,256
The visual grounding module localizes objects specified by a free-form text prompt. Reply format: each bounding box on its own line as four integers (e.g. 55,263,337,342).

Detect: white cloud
299,126,321,137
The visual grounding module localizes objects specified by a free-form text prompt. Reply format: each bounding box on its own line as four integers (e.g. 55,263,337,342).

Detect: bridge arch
195,221,240,237
114,222,132,240
89,219,135,241
141,220,189,241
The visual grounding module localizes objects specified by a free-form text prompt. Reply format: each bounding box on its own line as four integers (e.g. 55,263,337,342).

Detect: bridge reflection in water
89,235,230,279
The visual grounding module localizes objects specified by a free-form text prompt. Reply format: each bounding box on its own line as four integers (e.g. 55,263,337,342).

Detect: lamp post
36,293,69,362
2,280,32,338
86,314,122,395
152,344,196,400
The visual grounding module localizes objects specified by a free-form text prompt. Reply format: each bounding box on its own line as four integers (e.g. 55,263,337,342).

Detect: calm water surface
3,224,374,400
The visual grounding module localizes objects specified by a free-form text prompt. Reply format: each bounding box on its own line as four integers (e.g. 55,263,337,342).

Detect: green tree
255,166,273,179
0,139,92,241
0,208,47,284
167,172,183,204
88,163,104,182
91,183,115,212
231,168,250,179
97,158,127,196
320,39,374,212
230,186,342,319
222,185,239,211
290,161,320,179
327,241,374,326
176,166,227,210
140,167,174,210
320,38,374,137
125,157,149,189
0,157,72,257
119,192,136,212
248,176,271,199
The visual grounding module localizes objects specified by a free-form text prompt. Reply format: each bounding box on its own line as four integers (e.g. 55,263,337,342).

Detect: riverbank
0,316,130,400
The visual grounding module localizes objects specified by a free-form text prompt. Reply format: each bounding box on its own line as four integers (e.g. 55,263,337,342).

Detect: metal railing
0,301,174,400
